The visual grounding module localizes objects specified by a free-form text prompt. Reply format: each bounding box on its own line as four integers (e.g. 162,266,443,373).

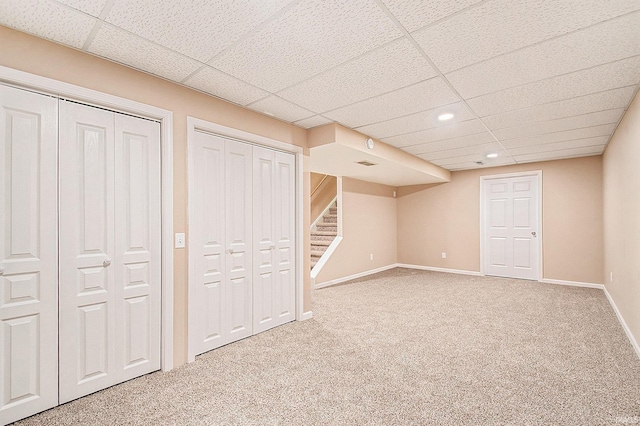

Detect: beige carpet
13,268,640,425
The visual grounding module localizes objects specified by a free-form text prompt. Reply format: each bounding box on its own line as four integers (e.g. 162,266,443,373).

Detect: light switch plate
175,233,186,249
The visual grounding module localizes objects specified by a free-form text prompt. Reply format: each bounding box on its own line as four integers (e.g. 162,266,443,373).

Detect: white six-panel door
253,146,277,334
58,101,161,403
190,132,253,356
274,151,296,327
192,132,226,353
0,86,59,425
189,131,296,358
224,139,253,344
483,174,540,280
114,113,161,384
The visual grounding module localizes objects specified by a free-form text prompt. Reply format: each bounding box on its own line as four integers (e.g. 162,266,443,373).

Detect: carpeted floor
13,268,640,425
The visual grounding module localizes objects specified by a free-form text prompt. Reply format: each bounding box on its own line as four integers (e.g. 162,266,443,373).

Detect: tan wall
0,26,310,368
397,156,604,284
603,91,640,347
310,174,337,223
316,178,397,283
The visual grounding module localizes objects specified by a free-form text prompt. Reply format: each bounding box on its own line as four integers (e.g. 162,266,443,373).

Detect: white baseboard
396,263,482,276
539,278,605,289
603,287,640,360
299,311,313,321
314,264,397,289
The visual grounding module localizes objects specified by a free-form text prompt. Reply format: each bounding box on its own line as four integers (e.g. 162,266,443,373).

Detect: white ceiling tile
493,109,624,141
415,0,640,73
324,78,458,128
441,157,516,171
183,66,268,106
56,0,109,16
210,0,403,92
106,0,295,62
428,150,512,166
0,0,96,49
483,86,636,130
277,38,436,113
401,132,496,155
355,102,475,140
420,142,506,161
383,118,487,148
379,0,483,33
294,115,333,129
501,124,617,148
507,136,608,156
88,24,203,81
247,96,314,123
467,55,640,117
513,146,604,163
446,11,640,99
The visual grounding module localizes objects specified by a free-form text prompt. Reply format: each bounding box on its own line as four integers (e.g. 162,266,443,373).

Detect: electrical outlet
175,233,185,249
442,252,446,259
370,253,374,261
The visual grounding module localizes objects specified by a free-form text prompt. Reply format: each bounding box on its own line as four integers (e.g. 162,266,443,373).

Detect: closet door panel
274,152,296,326
252,147,276,334
59,101,115,403
225,140,252,343
189,132,227,356
0,86,58,424
114,114,161,382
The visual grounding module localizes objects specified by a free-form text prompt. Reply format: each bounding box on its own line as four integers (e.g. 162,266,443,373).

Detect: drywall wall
315,178,397,284
0,25,309,368
603,90,640,351
397,156,604,284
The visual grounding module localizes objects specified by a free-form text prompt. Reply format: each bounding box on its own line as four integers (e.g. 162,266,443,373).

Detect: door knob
103,258,112,267
531,232,537,237
0,266,5,276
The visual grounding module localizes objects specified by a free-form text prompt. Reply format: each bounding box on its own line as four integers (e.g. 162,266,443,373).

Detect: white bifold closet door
58,100,161,403
252,147,295,334
189,131,296,358
0,86,59,424
191,132,253,355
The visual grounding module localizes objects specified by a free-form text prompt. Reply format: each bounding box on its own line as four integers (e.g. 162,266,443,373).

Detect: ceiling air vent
355,160,378,167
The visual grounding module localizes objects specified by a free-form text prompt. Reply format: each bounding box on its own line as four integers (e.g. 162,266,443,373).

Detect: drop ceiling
2,0,639,171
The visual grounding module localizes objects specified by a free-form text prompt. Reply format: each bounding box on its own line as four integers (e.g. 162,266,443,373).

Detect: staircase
311,203,337,270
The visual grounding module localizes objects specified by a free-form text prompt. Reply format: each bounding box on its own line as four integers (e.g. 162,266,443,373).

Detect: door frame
479,170,543,281
186,116,305,362
0,66,175,371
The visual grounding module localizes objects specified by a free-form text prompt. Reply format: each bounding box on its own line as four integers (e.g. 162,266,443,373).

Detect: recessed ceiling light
264,111,274,116
438,113,454,121
486,153,498,158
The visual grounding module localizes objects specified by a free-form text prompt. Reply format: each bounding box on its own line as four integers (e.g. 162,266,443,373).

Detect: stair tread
311,240,331,246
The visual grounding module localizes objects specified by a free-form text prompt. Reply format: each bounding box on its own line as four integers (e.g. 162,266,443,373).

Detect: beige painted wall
0,26,310,368
603,91,640,348
316,178,397,284
310,174,337,223
397,156,604,284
